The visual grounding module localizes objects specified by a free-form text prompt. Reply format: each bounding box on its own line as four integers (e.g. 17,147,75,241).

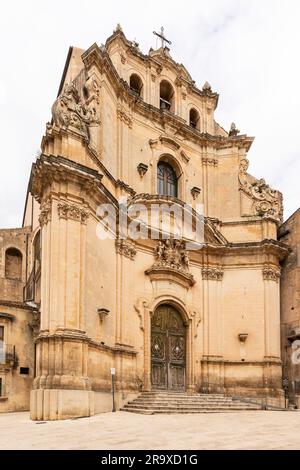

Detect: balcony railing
0,344,17,367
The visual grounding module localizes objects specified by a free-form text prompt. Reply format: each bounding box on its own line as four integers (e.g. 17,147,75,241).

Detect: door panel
151,305,186,390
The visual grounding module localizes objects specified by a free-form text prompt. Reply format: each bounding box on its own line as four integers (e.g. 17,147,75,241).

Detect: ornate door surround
151,304,186,390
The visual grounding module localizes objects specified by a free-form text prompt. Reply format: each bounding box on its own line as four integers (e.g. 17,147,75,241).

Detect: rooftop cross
153,27,172,49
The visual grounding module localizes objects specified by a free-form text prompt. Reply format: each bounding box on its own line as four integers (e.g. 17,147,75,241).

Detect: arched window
157,162,177,197
160,80,174,112
5,248,22,280
130,74,143,96
189,108,200,129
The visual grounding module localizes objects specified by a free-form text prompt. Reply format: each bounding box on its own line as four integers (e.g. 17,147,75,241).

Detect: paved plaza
0,410,300,450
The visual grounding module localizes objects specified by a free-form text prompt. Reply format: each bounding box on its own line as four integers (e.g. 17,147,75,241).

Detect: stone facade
0,227,37,412
279,209,300,407
0,26,292,419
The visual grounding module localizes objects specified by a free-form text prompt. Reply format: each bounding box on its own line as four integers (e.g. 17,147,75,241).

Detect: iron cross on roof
153,27,172,48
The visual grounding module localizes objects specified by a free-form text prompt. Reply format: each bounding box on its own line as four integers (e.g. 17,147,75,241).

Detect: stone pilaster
31,199,93,420
263,265,281,360
201,266,224,389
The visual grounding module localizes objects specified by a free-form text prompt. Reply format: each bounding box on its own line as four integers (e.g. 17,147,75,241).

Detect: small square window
20,367,29,375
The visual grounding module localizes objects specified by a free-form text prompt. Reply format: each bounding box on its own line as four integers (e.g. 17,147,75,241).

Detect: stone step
123,404,260,411
141,390,224,397
121,390,263,414
121,408,261,415
131,397,237,402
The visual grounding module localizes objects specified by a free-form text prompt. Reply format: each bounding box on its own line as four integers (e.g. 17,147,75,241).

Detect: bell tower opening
159,80,174,112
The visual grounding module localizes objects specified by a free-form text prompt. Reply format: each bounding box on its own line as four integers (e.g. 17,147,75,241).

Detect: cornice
204,239,289,260
37,328,137,356
0,300,35,311
29,154,118,208
0,312,15,322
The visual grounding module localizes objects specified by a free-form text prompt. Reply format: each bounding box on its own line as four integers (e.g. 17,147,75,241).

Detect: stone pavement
0,411,299,450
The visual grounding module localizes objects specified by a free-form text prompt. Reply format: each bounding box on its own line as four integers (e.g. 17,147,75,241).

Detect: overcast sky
0,0,299,228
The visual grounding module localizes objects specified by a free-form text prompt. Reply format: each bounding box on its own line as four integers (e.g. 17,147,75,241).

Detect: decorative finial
229,122,240,137
202,81,212,92
114,23,123,33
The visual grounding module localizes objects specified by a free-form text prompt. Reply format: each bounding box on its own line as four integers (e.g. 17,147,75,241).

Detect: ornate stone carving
191,186,201,200
134,298,149,331
154,239,190,271
146,240,195,288
39,199,52,227
115,238,137,260
117,105,133,128
57,203,89,224
239,158,283,222
29,310,41,340
51,82,100,140
202,266,224,281
202,157,218,167
137,163,148,178
229,122,240,137
262,265,281,282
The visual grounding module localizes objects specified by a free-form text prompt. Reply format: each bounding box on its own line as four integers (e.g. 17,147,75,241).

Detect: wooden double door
151,305,186,390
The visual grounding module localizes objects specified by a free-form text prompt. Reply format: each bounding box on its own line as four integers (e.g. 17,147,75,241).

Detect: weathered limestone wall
0,228,35,412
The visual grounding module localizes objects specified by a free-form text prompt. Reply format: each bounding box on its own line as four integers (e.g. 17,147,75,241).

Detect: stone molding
145,265,196,289
115,238,137,260
202,157,218,167
202,266,224,281
57,202,89,224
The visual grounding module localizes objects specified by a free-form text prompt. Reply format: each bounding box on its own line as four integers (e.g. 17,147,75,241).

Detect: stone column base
30,389,95,421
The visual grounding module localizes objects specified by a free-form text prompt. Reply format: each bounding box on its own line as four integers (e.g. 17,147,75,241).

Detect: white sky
0,0,299,228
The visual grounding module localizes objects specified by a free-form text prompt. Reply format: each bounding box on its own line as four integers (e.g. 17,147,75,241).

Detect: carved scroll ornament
239,159,283,222
51,80,100,141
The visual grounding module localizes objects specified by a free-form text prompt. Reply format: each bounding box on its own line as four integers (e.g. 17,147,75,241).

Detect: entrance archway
151,304,186,390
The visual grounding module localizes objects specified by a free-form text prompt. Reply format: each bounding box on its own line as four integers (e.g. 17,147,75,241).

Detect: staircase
121,391,262,414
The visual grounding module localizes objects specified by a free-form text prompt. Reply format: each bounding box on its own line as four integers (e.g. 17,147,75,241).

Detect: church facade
0,26,291,420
